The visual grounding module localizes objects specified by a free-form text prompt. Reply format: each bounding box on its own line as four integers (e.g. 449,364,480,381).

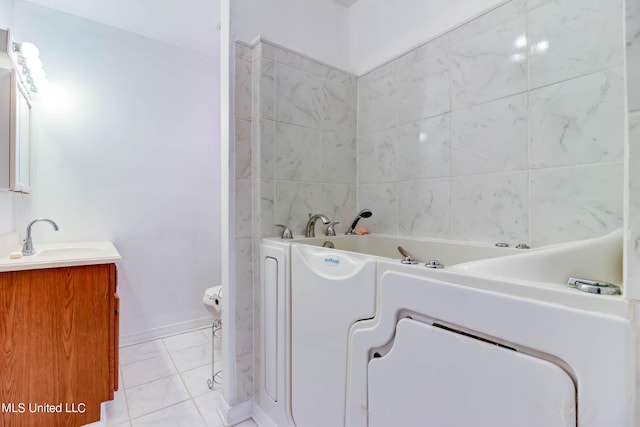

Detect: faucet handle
274,224,293,239
325,222,340,237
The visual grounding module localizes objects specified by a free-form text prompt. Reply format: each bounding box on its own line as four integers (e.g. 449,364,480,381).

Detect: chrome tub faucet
305,214,330,238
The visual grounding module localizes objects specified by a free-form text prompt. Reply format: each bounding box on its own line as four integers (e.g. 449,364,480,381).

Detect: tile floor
97,327,256,427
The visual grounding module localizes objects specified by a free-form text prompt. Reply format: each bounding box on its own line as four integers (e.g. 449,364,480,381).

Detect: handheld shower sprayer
346,209,373,235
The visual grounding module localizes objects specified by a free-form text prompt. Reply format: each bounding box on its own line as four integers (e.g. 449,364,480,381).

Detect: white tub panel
263,256,279,402
291,244,376,427
346,269,633,427
368,318,575,427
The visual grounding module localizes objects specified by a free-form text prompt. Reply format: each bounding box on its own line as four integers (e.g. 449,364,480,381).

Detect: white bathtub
290,233,520,264
256,230,635,427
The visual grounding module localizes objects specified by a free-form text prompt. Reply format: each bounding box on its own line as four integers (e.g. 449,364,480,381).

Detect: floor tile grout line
127,397,194,423
115,328,220,426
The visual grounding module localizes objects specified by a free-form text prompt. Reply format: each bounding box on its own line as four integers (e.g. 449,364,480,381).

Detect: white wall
12,1,221,343
232,0,350,71
0,0,14,235
231,0,510,75
0,0,13,28
348,0,507,74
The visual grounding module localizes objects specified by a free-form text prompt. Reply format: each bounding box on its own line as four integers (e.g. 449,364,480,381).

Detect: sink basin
0,241,121,272
36,247,105,258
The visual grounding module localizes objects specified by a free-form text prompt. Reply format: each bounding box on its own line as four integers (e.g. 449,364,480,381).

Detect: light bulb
25,56,43,71
30,68,46,81
20,42,40,60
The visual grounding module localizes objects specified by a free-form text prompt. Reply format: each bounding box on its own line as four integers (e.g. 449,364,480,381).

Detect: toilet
202,286,222,318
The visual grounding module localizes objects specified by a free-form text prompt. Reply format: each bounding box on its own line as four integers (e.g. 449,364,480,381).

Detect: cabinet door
15,84,31,193
0,264,117,427
0,68,11,189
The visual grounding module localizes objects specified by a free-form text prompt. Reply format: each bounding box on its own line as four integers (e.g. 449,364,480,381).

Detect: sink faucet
22,218,59,256
305,214,330,238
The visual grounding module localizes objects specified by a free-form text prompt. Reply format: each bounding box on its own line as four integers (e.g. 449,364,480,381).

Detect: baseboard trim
252,403,279,427
217,395,253,426
119,317,214,347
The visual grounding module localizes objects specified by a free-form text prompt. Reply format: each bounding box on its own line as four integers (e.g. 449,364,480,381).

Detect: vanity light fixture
11,39,47,93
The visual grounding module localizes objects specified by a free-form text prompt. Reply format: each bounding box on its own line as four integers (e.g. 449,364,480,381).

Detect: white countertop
0,241,122,272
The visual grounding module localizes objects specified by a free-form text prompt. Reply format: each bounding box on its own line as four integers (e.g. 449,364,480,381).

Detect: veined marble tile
530,68,624,168
235,43,253,62
322,132,356,185
258,120,275,180
193,392,223,427
357,184,398,235
258,180,276,238
256,41,276,61
450,15,528,109
528,0,624,88
396,44,450,124
275,122,323,182
120,340,168,366
121,354,177,389
625,113,640,291
170,343,213,373
627,0,640,111
397,179,451,239
530,164,623,246
235,58,252,121
322,71,357,136
274,181,325,235
274,44,331,78
125,375,191,419
357,129,398,184
320,184,357,231
235,119,251,179
180,365,218,398
131,400,206,427
259,60,275,121
451,94,527,176
527,0,553,10
104,390,129,425
275,64,322,128
235,238,254,307
358,63,397,134
162,330,209,353
235,179,253,239
396,113,451,181
451,172,529,243
449,0,526,41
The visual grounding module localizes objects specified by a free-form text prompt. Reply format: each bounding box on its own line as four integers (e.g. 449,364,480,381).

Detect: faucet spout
304,214,330,238
22,218,59,256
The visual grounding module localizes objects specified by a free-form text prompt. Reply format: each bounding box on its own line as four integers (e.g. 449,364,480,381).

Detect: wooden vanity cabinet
0,263,119,427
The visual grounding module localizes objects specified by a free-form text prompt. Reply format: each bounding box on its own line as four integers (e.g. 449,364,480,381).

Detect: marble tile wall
625,0,640,301
357,0,625,247
253,41,358,238
233,42,255,404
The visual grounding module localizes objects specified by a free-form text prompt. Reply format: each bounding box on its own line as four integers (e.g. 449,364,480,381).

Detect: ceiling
20,0,359,57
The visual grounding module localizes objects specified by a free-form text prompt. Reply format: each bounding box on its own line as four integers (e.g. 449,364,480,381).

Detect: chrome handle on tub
397,246,418,265
325,222,340,237
567,277,621,295
275,224,293,239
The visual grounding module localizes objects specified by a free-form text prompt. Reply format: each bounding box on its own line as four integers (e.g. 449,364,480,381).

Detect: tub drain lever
567,277,621,295
397,246,418,264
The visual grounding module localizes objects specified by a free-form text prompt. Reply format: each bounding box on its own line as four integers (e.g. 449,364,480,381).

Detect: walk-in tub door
368,318,576,427
291,244,376,427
